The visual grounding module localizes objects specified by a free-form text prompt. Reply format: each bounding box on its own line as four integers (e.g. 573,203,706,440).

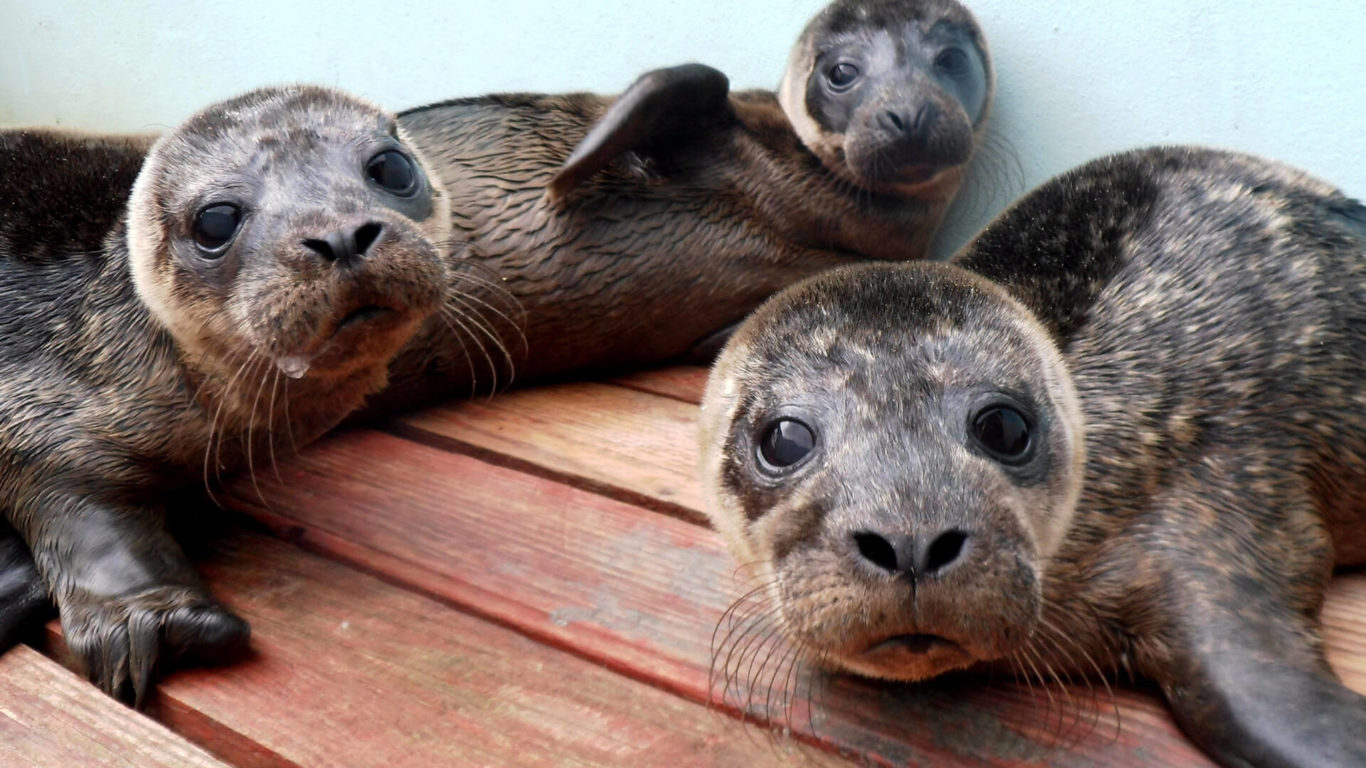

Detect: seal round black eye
192,204,242,255
826,62,861,90
366,150,418,196
971,405,1033,464
757,419,816,472
934,47,970,77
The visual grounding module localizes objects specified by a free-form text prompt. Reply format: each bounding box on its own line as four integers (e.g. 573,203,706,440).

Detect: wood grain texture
48,531,844,768
1323,571,1366,693
394,382,704,520
0,645,229,768
224,427,1223,767
609,366,709,404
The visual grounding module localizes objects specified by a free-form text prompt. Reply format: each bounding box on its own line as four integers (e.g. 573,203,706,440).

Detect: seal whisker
433,310,481,396
443,263,524,316
440,306,502,397
1018,641,1075,747
199,342,253,506
444,287,528,357
280,373,299,457
205,345,262,500
443,296,519,388
1034,613,1122,744
264,364,284,484
241,354,274,510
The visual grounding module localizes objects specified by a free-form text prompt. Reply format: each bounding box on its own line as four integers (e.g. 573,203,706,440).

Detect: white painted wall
2,0,1363,255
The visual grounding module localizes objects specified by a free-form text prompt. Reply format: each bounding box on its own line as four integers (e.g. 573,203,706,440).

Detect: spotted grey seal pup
700,146,1366,768
0,85,454,704
375,0,991,405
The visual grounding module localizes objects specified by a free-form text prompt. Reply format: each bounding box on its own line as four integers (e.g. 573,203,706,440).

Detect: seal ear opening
547,63,732,202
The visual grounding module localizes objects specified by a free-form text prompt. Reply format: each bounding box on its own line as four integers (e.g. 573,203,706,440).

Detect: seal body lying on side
0,86,454,704
700,146,1366,768
376,0,992,405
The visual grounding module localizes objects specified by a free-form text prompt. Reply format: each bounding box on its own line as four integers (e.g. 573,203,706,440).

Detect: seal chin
289,301,422,380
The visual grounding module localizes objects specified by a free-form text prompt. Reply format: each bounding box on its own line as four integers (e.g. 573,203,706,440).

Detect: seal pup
378,0,992,405
0,86,453,704
699,146,1366,768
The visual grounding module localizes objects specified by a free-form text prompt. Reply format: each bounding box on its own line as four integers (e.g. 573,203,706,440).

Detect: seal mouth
335,305,396,334
891,165,946,186
865,633,960,656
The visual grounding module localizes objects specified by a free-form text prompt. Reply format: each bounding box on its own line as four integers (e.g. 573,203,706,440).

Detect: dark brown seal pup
700,146,1366,768
376,0,992,405
0,86,454,704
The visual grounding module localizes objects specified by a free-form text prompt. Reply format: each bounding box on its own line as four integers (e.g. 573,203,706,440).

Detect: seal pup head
699,261,1084,682
126,85,453,386
779,0,992,198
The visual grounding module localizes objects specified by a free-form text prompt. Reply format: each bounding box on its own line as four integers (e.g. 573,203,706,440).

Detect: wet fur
702,146,1366,768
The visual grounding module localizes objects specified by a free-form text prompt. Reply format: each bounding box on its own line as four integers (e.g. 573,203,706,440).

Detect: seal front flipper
547,63,732,201
0,519,51,651
1153,561,1366,765
19,494,249,707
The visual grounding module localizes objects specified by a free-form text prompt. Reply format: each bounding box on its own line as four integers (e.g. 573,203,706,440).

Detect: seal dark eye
366,150,418,196
934,47,970,77
826,62,861,90
192,204,241,255
971,405,1033,464
757,419,816,472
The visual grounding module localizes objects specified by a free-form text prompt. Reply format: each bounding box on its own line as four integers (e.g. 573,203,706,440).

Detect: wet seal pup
0,86,454,704
700,146,1366,768
377,0,992,405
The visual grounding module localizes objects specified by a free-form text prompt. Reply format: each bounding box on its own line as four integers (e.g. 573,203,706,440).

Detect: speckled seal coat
700,146,1366,768
371,0,993,408
0,86,454,704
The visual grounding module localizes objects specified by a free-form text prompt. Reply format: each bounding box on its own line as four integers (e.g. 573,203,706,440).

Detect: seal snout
850,527,971,580
877,102,936,146
301,221,386,267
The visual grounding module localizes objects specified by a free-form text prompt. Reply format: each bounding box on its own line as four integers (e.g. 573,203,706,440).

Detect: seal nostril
353,223,383,256
853,531,899,573
301,237,336,261
923,529,969,576
911,104,937,141
883,110,905,133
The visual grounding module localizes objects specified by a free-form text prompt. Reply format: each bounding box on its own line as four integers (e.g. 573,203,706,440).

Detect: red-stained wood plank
609,366,710,404
45,532,845,768
0,645,229,768
1324,571,1366,692
224,427,1223,767
393,382,704,521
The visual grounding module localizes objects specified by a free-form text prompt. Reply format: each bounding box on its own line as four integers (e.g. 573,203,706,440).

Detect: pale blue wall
2,0,1363,256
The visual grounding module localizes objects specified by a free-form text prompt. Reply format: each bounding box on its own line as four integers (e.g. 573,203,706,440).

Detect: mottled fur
701,146,1366,768
0,87,453,704
370,0,992,408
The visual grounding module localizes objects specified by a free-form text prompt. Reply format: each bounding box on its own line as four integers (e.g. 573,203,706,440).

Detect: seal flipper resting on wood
699,146,1366,768
0,88,454,704
373,0,993,410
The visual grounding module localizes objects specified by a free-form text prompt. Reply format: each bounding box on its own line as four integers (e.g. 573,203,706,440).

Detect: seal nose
879,104,937,144
852,528,970,579
302,222,385,266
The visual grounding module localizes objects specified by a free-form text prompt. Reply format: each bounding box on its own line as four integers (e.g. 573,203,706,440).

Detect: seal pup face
700,262,1084,682
779,0,991,198
127,85,453,385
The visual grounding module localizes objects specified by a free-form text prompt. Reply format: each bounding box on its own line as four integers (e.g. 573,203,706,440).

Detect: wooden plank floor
13,366,1366,767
